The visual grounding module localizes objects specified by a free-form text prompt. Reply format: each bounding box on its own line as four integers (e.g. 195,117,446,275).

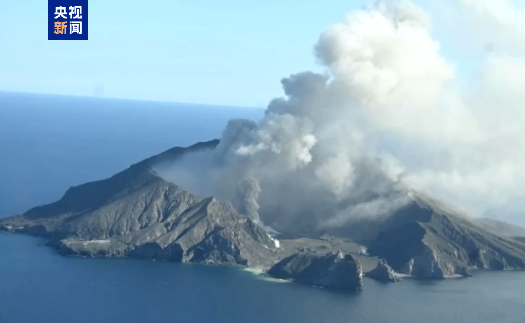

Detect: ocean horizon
1,92,524,323
0,91,263,217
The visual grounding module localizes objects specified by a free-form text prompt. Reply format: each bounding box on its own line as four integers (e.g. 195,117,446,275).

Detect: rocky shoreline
2,140,525,292
268,251,363,291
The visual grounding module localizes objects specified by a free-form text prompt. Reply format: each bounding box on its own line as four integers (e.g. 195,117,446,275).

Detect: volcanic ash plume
157,0,525,229
234,177,262,225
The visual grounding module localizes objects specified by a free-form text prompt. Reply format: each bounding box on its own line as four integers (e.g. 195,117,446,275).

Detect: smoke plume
234,178,262,225
156,0,525,229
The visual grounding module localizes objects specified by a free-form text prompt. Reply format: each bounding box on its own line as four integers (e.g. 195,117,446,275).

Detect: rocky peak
366,259,401,282
268,251,363,292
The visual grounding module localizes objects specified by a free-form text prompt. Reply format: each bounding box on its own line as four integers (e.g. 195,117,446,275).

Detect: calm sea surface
1,92,524,323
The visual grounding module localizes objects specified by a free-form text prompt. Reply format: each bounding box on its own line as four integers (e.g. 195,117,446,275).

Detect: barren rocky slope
0,141,280,268
366,192,525,278
2,139,525,283
268,251,363,291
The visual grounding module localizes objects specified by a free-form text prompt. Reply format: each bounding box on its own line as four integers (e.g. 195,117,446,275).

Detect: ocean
1,92,524,323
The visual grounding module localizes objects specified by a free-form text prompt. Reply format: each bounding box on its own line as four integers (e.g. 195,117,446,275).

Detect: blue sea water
0,92,263,217
1,92,524,323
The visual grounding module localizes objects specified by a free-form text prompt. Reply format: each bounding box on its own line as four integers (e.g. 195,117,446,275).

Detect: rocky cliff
268,251,363,291
365,259,401,282
2,139,525,284
367,192,525,279
0,140,279,268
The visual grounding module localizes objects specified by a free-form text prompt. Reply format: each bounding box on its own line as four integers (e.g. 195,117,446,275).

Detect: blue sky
0,0,469,107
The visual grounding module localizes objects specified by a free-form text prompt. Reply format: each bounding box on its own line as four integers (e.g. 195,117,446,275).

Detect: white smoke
234,177,262,225
156,0,525,228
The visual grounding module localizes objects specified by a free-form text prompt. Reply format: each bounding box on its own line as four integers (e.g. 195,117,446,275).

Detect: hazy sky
0,0,481,107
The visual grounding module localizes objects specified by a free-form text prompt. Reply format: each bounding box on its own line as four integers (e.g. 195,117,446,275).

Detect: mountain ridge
0,140,281,268
1,139,525,284
367,192,525,278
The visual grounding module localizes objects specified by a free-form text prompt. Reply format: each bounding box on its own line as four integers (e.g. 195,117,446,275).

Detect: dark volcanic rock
366,259,401,282
268,251,363,291
367,192,525,279
0,140,279,268
2,138,525,283
129,242,184,261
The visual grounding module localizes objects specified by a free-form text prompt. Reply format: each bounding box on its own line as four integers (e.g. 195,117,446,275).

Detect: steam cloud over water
156,0,525,230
